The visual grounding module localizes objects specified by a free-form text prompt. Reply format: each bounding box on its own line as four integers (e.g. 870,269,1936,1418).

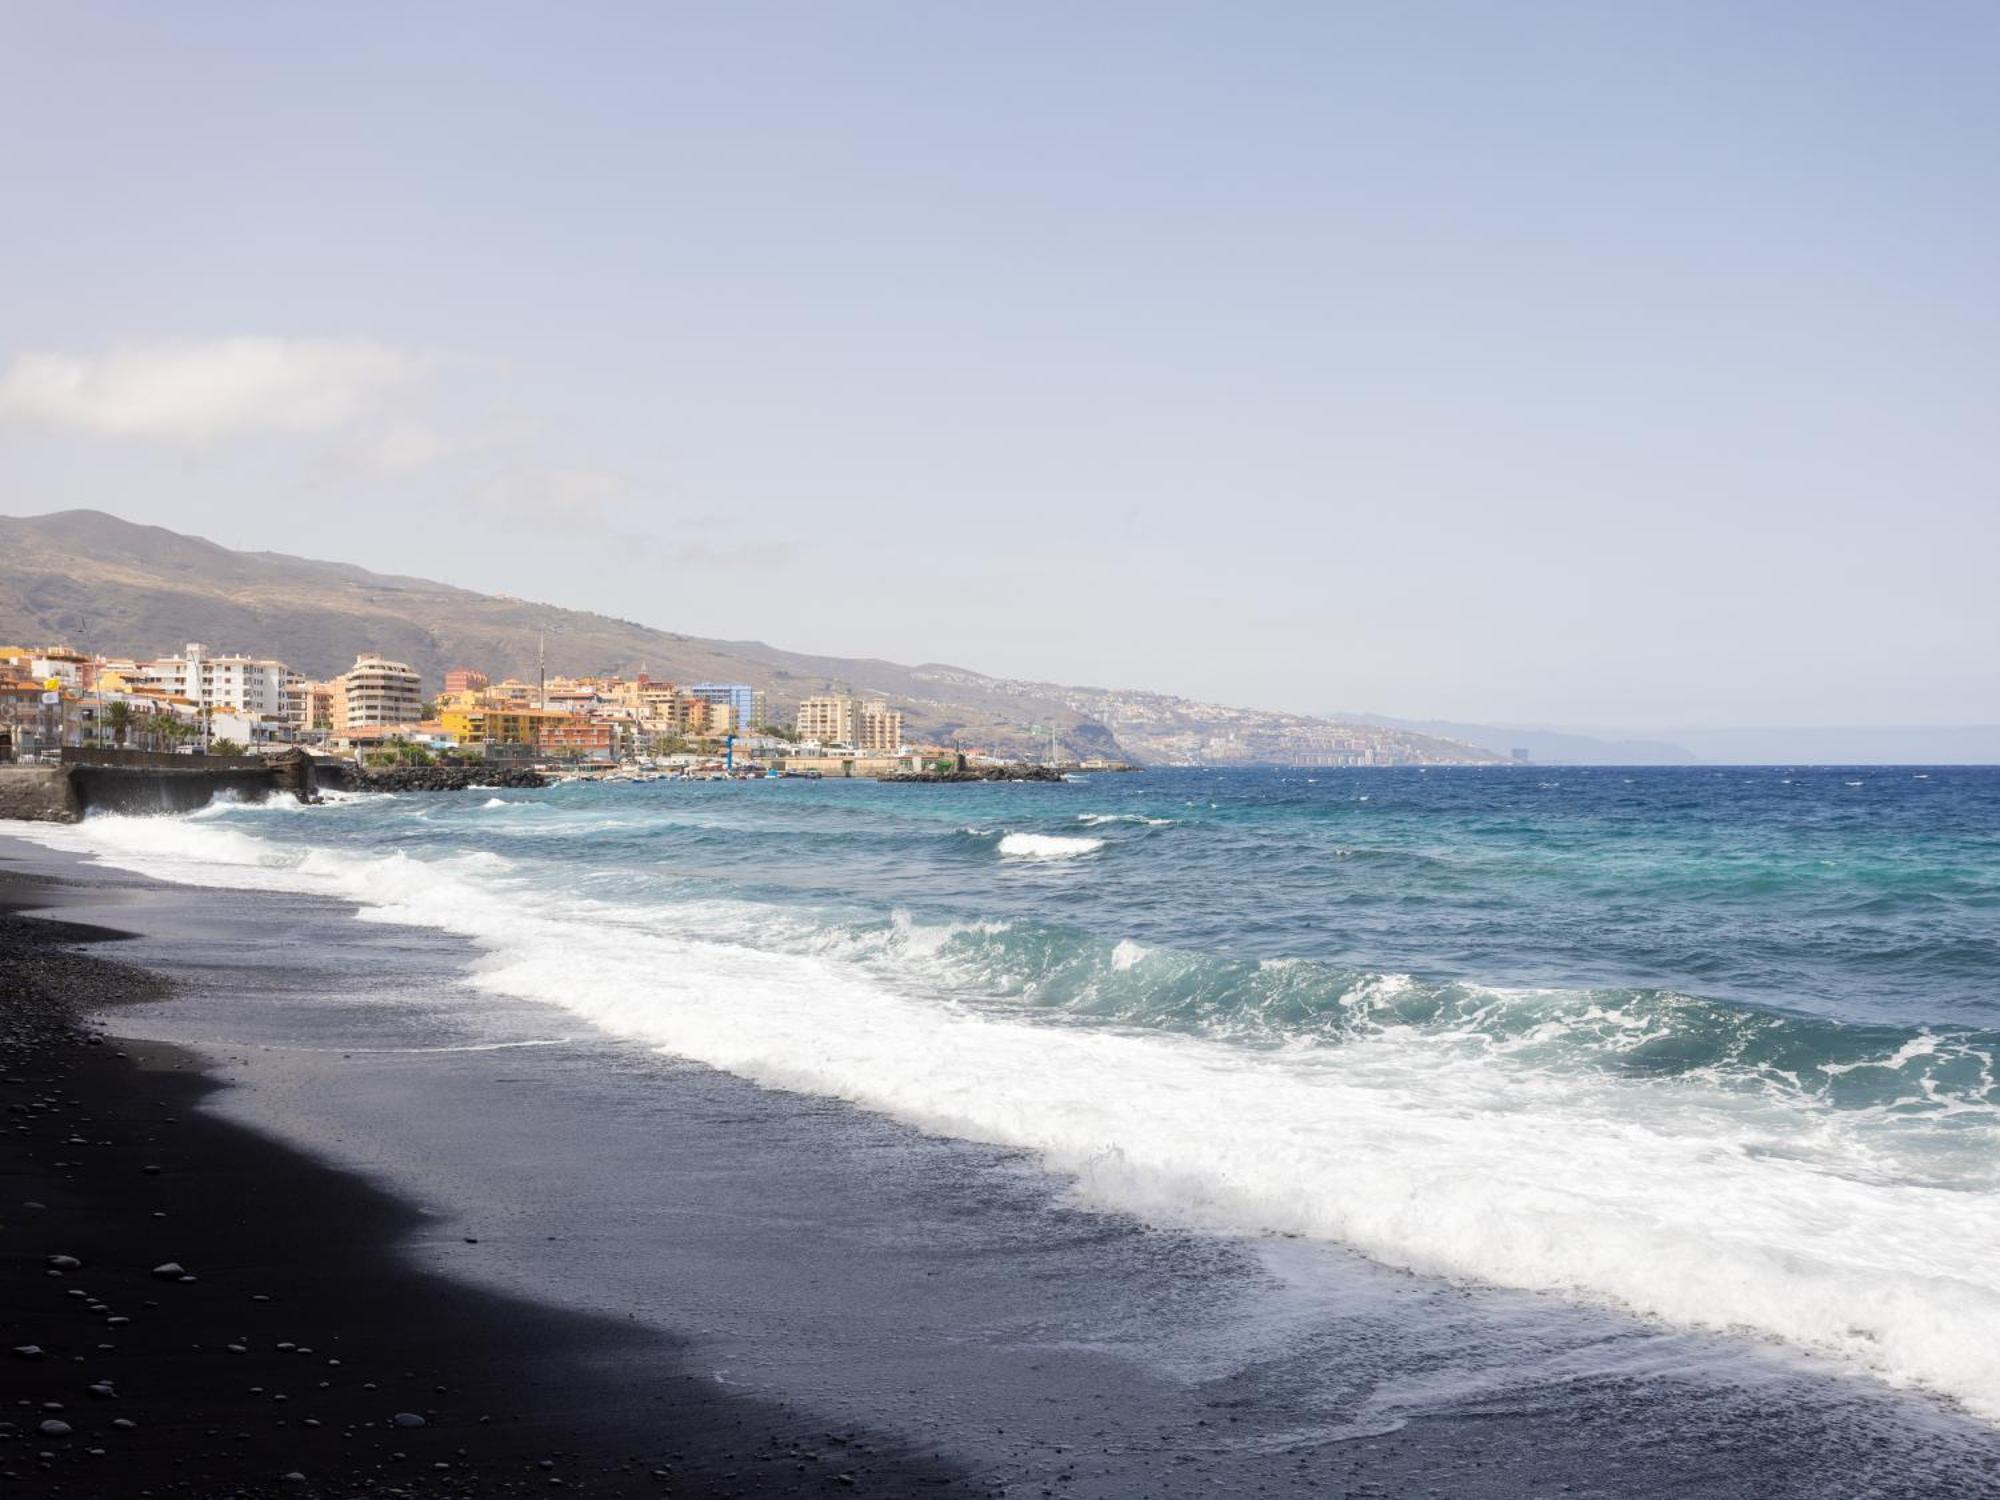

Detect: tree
146,713,194,750
210,737,247,757
105,700,133,747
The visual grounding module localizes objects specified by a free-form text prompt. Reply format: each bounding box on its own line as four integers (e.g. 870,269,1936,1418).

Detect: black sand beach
0,863,966,1498
4,834,1999,1500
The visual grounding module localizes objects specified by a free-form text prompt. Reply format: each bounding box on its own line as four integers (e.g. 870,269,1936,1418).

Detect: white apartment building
332,652,424,730
796,694,904,751
796,694,858,746
857,699,904,753
133,643,293,720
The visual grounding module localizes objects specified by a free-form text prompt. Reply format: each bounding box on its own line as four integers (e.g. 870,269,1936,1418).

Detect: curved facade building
332,653,423,731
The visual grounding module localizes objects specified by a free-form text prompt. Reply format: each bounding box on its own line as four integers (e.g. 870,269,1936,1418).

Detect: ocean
18,764,2000,1442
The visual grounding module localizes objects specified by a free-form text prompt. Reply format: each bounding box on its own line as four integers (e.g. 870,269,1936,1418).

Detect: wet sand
0,862,966,1498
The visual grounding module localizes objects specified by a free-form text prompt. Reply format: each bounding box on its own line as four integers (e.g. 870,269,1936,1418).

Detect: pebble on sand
151,1261,187,1279
392,1412,428,1428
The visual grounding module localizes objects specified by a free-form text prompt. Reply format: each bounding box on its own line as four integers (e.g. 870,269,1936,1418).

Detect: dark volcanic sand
0,869,967,1498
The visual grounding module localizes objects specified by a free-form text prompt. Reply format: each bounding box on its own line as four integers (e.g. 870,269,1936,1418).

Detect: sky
1,2,1995,731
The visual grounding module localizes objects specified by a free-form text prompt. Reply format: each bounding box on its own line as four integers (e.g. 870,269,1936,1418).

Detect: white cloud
350,420,463,476
0,337,434,441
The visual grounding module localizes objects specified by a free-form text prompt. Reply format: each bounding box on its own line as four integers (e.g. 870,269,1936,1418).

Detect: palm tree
105,700,133,747
146,712,193,751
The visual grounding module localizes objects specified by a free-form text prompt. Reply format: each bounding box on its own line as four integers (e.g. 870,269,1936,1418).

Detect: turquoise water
324,764,1999,1109
31,764,2000,1420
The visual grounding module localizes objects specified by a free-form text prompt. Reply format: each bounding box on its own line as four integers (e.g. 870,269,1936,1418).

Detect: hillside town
0,636,1499,776
0,641,977,777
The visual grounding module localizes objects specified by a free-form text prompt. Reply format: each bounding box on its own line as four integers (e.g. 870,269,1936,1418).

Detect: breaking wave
997,832,1104,860
13,802,2000,1424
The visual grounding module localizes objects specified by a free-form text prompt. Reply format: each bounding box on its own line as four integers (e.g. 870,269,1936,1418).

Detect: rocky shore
878,765,1068,784
325,764,549,794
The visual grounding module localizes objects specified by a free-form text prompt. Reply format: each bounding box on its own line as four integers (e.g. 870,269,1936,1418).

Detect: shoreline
0,853,970,1498
5,823,2000,1499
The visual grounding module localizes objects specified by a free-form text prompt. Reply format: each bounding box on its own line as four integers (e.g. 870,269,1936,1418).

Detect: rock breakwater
336,764,548,793
880,764,1067,783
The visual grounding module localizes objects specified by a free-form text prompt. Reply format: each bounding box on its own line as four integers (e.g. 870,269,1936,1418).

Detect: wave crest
998,832,1104,860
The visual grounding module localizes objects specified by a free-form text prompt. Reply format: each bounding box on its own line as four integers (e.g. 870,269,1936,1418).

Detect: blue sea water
27,764,2000,1422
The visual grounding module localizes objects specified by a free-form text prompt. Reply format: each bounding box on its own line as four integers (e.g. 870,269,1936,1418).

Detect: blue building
688,682,766,735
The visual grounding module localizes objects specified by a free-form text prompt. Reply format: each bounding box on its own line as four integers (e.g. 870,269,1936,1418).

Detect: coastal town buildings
0,652,59,760
536,717,615,759
6,646,93,691
120,643,295,721
857,700,904,752
796,694,858,746
287,678,336,733
438,705,574,747
331,653,424,731
797,694,905,752
1,641,930,772
690,683,765,735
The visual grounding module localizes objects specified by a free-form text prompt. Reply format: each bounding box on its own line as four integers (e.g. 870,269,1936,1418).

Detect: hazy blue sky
2,3,1994,728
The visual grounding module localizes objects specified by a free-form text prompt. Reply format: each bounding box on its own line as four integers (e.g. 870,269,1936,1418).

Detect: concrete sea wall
67,764,288,817
1,750,317,823
0,766,84,823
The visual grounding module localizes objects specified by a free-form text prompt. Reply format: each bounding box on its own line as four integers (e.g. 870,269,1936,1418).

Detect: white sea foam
16,811,2000,1424
998,832,1103,859
186,790,370,819
1076,813,1175,827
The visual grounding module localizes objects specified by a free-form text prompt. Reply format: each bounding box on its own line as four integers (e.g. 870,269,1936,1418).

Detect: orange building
536,717,614,760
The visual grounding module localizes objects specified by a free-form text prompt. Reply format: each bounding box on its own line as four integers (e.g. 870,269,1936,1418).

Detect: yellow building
439,705,575,746
438,708,486,743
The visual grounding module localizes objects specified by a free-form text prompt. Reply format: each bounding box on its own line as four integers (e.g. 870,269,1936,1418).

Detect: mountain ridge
0,509,1498,765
